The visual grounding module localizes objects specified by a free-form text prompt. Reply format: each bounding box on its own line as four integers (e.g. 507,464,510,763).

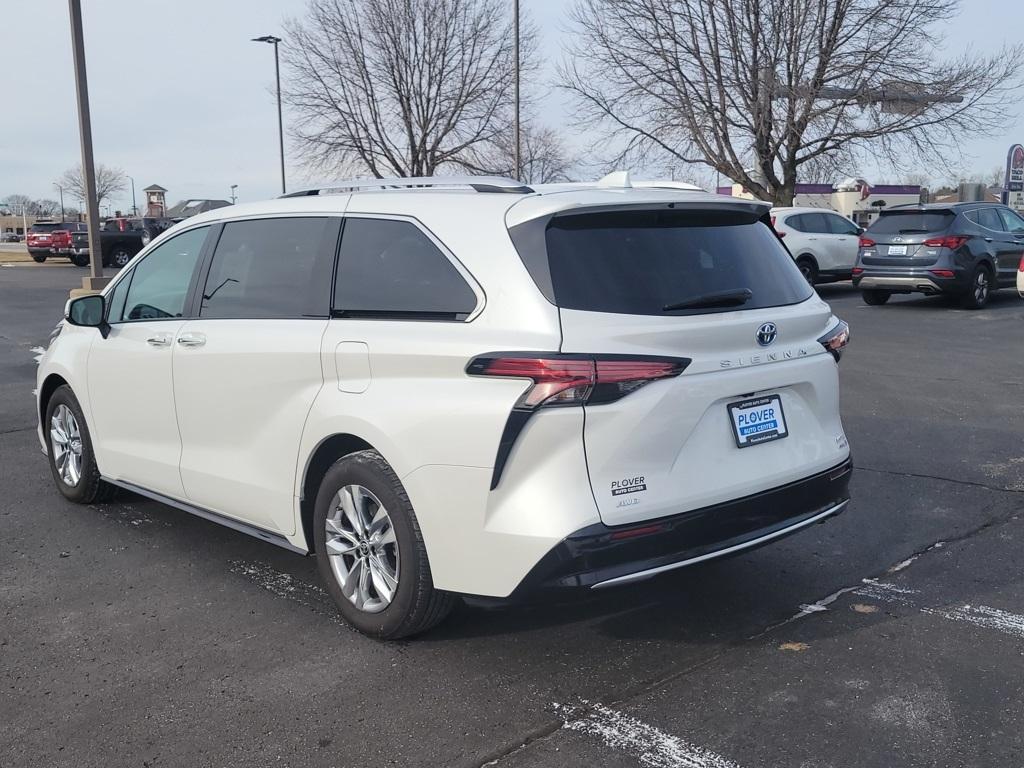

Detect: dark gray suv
852,202,1024,309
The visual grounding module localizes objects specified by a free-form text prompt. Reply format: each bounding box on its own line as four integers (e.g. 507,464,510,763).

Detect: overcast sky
2,0,1022,211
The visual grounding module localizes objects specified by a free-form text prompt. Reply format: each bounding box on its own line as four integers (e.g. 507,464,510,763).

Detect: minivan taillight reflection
467,354,690,409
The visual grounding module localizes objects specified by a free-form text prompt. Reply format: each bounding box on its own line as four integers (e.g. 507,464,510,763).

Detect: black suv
853,202,1024,309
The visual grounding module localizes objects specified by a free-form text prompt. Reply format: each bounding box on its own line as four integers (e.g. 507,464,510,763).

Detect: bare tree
33,199,61,217
57,163,126,208
284,0,536,178
989,165,1006,188
561,0,1023,205
468,124,578,183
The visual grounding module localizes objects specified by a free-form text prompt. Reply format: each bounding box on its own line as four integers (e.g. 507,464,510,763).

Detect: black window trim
105,223,216,325
330,213,485,323
192,215,342,321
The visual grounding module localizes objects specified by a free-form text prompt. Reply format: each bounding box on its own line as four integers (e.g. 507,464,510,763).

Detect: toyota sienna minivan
38,174,852,638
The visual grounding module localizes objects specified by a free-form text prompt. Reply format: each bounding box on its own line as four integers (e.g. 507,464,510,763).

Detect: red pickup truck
27,222,88,264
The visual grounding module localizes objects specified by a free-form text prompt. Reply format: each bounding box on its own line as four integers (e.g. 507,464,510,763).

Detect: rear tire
31,253,47,263
796,255,818,285
110,247,133,268
70,252,89,267
44,385,115,504
960,265,991,309
313,450,456,639
862,289,891,306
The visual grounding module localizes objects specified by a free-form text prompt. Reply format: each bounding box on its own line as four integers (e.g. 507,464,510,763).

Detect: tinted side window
826,214,859,235
785,214,807,232
970,208,1005,232
334,218,478,318
997,208,1024,234
801,212,830,233
200,217,336,319
120,227,208,321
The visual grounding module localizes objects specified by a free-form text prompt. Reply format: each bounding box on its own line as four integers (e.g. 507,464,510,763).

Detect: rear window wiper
663,288,753,312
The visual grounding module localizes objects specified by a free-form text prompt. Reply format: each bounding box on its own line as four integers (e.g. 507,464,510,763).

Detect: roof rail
280,176,534,198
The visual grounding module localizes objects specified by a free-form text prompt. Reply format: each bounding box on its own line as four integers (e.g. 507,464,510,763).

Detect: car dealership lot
2,265,1023,767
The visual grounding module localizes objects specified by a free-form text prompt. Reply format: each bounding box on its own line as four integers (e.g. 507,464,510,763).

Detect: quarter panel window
334,218,478,318
200,217,337,319
120,227,208,322
970,208,1005,232
997,208,1024,234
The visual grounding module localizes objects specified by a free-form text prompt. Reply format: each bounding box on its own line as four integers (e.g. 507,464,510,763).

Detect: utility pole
252,35,286,194
513,0,521,181
127,175,137,216
67,0,105,290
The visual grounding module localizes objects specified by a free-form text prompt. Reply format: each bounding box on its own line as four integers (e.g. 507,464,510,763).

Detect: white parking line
920,604,1024,639
556,701,742,768
853,580,920,605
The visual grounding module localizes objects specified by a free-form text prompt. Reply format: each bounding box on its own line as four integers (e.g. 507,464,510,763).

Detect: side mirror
65,294,109,337
857,227,865,235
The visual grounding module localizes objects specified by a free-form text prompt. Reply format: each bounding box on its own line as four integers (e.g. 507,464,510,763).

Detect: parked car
49,223,89,261
66,217,176,268
771,207,862,284
26,221,63,261
853,202,1024,308
0,231,23,242
38,175,852,638
1018,253,1024,298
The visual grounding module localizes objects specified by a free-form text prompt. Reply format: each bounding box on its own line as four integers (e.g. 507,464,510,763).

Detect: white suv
38,175,852,639
771,207,863,284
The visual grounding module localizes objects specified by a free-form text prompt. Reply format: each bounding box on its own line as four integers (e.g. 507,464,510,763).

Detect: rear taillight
923,235,968,249
467,354,688,409
851,267,864,276
467,353,691,489
770,216,785,238
858,237,875,248
817,320,850,362
1018,255,1024,272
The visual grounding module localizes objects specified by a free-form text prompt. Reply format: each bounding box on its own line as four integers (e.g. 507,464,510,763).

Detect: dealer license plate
887,244,908,256
728,395,788,448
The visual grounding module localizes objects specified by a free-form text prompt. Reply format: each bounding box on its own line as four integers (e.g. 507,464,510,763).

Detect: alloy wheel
113,249,131,267
50,404,83,487
324,484,399,613
974,270,989,304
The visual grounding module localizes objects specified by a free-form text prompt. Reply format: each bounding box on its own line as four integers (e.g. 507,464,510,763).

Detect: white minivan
771,206,862,284
38,175,852,638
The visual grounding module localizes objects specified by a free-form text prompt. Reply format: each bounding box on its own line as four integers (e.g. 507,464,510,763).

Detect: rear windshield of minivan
542,209,812,316
868,211,954,235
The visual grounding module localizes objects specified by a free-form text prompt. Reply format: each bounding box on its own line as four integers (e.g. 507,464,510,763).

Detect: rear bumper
508,458,852,596
853,270,969,294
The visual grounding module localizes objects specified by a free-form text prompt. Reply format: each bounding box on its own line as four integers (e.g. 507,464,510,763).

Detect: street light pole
67,0,105,290
513,0,520,181
56,184,65,222
230,184,238,205
252,35,286,194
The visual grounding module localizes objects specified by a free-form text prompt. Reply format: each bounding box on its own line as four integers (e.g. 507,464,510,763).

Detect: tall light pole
127,174,138,216
513,1,521,181
230,184,238,205
55,184,65,222
67,0,105,289
252,35,286,194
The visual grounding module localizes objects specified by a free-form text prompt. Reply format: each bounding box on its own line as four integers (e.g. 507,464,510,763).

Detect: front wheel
960,265,991,309
313,450,456,639
44,385,114,504
862,289,891,306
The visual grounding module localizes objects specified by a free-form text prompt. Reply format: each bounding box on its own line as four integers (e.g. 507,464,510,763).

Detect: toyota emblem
756,322,778,346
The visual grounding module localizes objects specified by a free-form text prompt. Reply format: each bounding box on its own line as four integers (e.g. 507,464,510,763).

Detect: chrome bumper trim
590,500,849,589
858,276,941,291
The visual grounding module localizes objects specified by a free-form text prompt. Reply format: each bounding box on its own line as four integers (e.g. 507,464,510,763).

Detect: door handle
984,237,993,242
146,334,172,347
177,332,207,348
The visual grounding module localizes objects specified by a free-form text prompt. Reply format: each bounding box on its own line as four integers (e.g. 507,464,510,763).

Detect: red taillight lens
923,235,968,249
817,320,850,362
851,267,864,276
770,217,786,238
1018,255,1024,272
859,237,875,248
467,354,689,409
929,269,955,278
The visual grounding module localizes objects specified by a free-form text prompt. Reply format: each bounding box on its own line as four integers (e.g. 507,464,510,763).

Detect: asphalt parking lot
2,263,1023,768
